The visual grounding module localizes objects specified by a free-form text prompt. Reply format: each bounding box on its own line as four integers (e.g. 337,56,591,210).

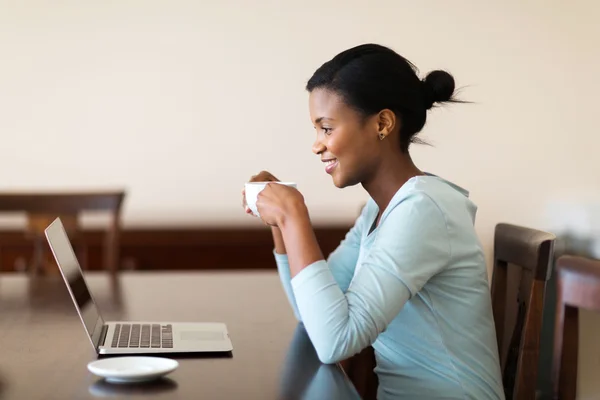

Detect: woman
242,44,504,399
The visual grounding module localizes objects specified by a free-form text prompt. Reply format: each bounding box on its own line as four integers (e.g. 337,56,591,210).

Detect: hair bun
422,70,455,109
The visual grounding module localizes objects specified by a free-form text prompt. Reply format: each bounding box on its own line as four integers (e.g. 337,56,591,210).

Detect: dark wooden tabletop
0,271,360,400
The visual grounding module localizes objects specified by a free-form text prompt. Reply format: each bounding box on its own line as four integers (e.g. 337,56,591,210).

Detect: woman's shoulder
387,174,478,224
376,175,485,274
401,173,472,203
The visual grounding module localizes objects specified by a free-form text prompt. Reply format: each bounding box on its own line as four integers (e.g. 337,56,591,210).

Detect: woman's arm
281,193,450,364
278,204,324,278
271,227,286,255
274,206,366,321
273,207,322,322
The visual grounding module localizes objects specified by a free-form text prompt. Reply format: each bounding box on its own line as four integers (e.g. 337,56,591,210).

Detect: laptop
45,217,233,355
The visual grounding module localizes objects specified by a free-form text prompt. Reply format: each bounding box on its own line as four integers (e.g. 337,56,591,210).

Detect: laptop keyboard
110,324,173,348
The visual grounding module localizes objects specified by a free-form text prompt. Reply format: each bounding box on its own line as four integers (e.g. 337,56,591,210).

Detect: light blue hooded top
275,174,505,399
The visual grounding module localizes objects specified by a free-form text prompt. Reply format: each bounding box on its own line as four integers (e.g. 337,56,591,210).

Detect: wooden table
0,271,360,400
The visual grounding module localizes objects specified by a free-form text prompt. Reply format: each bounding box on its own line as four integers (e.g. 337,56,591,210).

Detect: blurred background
0,0,598,397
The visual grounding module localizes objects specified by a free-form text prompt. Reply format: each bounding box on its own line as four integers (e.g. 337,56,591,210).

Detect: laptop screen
45,218,103,338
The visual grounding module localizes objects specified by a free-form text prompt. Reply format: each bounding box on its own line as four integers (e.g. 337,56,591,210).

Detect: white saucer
87,356,179,383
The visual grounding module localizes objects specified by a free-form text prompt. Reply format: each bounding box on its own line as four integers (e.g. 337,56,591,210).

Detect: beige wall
1,0,599,396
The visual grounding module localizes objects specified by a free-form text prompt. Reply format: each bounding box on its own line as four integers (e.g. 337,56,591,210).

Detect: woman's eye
322,127,332,135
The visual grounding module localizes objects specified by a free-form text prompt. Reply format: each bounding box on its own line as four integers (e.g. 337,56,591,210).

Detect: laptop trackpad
179,331,225,341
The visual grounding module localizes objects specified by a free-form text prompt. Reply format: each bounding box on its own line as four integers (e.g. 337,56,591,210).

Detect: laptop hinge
98,325,109,348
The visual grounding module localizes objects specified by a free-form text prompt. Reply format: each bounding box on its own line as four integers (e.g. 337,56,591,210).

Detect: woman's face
309,89,383,188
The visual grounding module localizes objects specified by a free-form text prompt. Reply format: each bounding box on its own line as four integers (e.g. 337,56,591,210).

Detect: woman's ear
377,109,397,138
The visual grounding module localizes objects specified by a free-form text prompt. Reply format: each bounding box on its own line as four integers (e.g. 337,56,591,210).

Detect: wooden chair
491,223,556,400
552,255,600,400
340,346,378,400
0,191,125,274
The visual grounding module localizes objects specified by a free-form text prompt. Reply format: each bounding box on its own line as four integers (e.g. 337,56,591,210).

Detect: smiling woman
242,44,504,400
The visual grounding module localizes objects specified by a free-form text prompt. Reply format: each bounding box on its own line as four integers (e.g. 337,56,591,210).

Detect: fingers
249,170,279,183
243,171,279,219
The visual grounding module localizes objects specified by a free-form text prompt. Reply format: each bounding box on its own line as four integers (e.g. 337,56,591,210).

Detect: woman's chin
330,174,343,188
331,173,350,189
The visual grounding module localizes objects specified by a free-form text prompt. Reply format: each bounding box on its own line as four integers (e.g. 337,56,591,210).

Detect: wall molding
0,226,350,272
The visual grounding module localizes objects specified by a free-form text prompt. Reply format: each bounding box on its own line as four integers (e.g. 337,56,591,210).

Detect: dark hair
306,44,459,152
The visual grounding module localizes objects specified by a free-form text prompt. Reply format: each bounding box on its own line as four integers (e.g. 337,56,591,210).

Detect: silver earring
378,133,385,140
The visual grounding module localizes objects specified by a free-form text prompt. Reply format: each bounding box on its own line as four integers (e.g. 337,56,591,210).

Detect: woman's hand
242,172,321,277
242,171,280,215
256,182,308,227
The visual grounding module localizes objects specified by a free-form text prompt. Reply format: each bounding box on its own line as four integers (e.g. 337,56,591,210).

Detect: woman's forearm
278,207,324,277
271,227,286,254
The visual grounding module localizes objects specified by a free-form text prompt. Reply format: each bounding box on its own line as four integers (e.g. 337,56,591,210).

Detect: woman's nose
312,138,325,155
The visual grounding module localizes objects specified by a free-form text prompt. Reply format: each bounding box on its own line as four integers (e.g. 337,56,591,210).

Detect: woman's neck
362,154,423,216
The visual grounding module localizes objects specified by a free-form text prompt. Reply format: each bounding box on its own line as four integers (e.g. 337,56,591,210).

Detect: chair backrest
0,192,124,213
491,223,556,400
0,191,125,273
552,255,600,400
340,346,378,400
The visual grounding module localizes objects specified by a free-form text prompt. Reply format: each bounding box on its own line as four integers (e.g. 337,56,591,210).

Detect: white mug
244,181,297,217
